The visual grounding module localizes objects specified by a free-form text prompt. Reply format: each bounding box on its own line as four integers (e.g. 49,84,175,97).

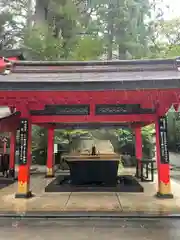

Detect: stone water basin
64,154,120,186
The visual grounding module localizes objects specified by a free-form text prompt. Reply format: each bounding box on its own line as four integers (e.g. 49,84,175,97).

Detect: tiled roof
0,58,179,90
0,70,179,82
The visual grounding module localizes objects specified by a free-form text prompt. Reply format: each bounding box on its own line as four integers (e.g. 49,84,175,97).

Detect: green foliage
0,11,18,49
148,17,180,58
14,0,153,60
0,0,32,48
167,110,180,152
32,127,91,164
1,0,180,60
32,125,154,165
142,125,154,158
70,35,104,60
88,0,151,59
117,126,154,158
24,24,104,60
24,25,63,60
32,126,47,151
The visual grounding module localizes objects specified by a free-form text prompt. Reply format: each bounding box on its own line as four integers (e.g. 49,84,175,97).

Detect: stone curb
0,211,180,219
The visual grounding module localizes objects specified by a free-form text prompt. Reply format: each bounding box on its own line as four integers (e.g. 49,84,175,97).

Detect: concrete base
15,191,33,199
45,175,55,178
155,192,174,199
45,174,144,193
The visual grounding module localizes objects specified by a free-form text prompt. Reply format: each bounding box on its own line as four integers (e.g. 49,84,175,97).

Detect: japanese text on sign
19,119,28,165
159,117,169,164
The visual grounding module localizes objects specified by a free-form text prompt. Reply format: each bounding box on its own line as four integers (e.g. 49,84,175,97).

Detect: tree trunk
107,3,114,60
26,0,33,34
34,0,49,26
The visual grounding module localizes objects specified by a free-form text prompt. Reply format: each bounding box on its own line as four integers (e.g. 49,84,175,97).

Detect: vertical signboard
159,116,169,164
19,119,28,165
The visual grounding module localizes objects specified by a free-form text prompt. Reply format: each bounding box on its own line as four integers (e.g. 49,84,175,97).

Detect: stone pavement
0,167,180,215
170,152,180,168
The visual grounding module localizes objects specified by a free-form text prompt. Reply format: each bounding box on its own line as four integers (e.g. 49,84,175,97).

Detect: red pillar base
156,192,174,199
45,167,55,178
15,181,33,198
155,117,173,199
155,182,173,199
15,109,33,199
15,191,33,199
46,127,55,178
45,176,55,178
45,175,55,178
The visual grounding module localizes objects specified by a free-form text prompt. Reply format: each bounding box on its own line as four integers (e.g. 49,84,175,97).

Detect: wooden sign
19,119,28,165
159,116,169,164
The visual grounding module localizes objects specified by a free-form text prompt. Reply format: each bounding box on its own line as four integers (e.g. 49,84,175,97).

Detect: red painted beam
36,121,153,128
0,89,176,113
8,89,180,95
0,89,177,120
0,114,154,131
31,114,156,124
0,89,177,102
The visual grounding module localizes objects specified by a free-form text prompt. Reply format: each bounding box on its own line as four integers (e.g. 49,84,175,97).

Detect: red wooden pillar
15,110,32,198
155,118,173,198
134,126,143,177
9,130,16,178
46,126,55,178
134,126,143,161
3,139,7,154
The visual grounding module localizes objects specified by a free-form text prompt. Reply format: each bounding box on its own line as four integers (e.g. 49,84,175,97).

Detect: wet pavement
0,218,180,239
0,167,180,215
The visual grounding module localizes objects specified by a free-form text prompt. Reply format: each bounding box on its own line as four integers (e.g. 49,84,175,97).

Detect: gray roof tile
0,70,180,82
